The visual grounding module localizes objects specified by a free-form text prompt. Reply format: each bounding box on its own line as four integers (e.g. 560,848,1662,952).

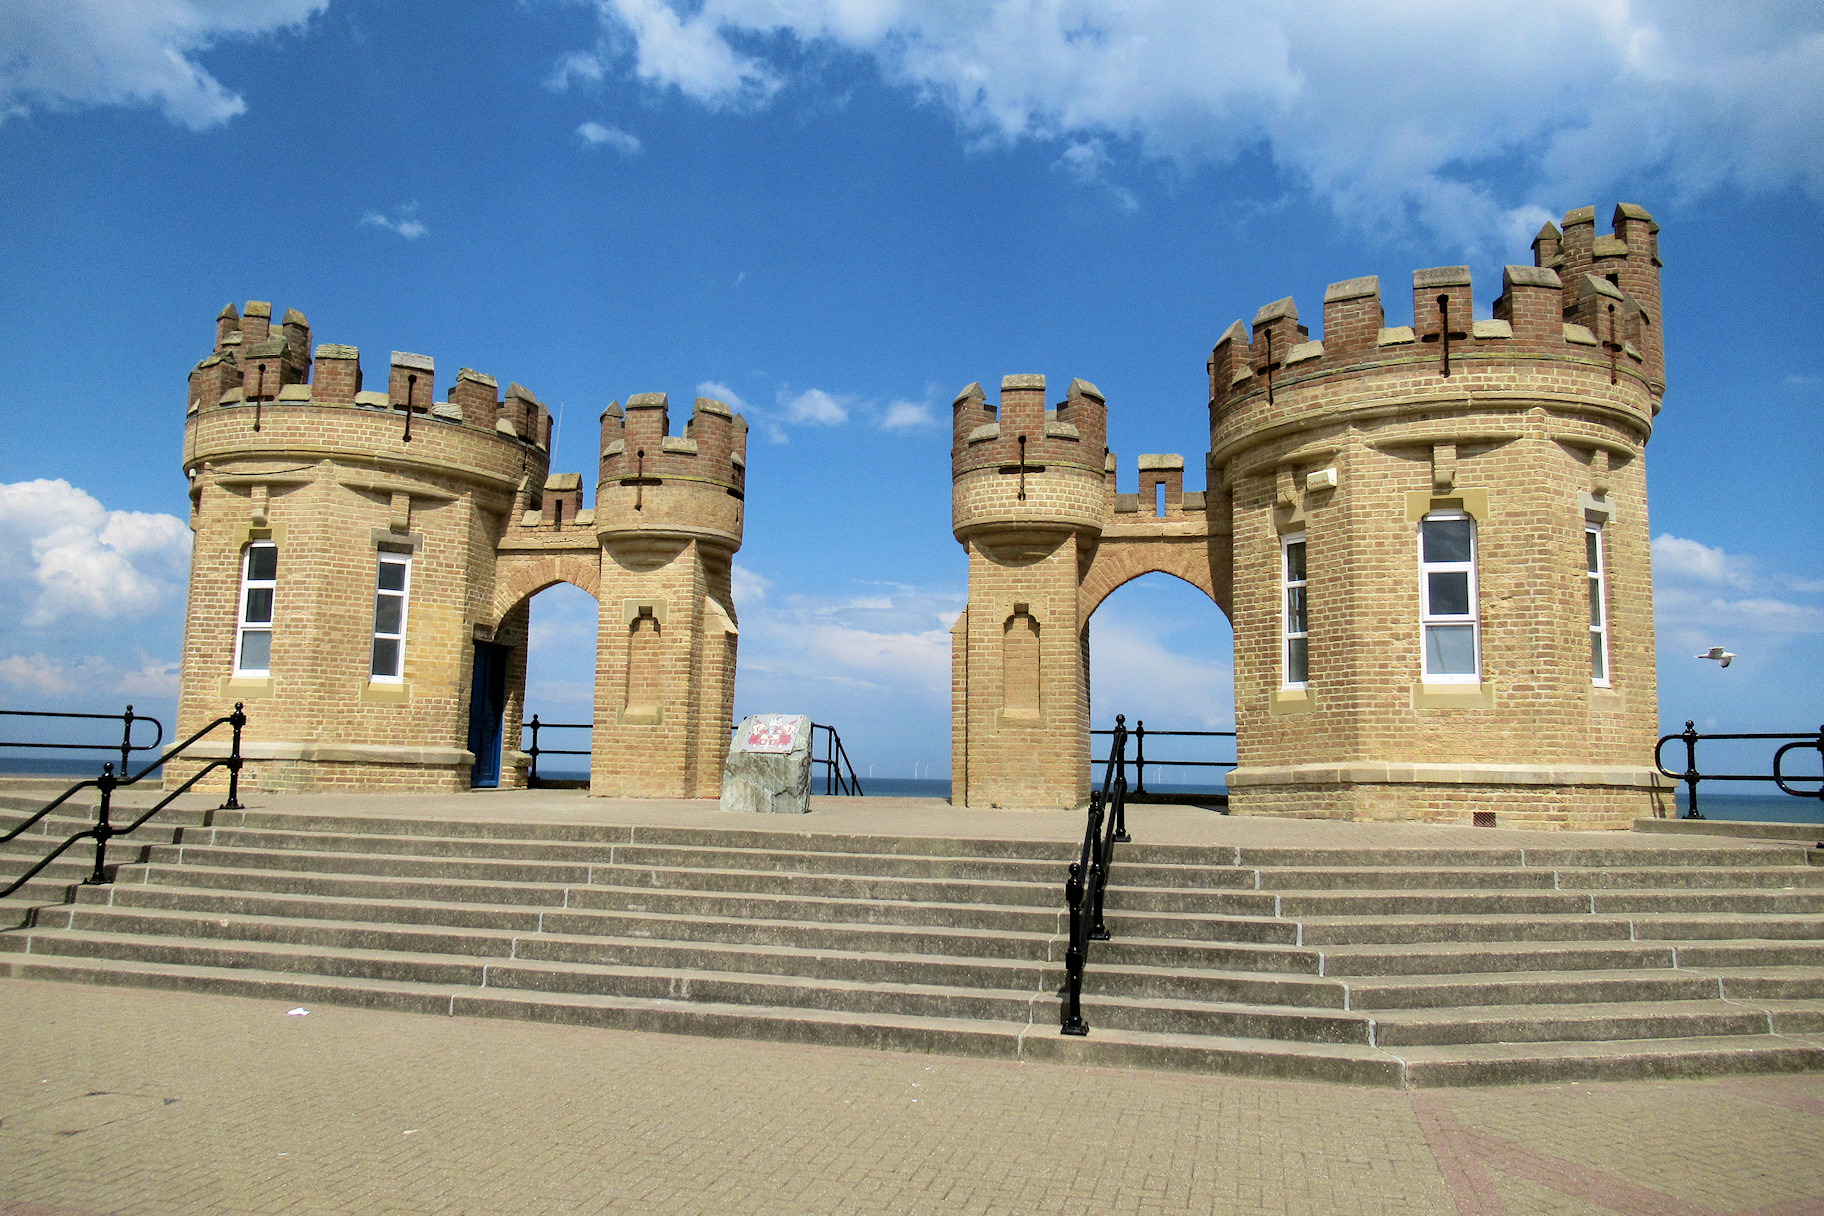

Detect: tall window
1419,512,1480,681
1587,524,1610,686
1282,535,1308,688
235,542,277,676
370,550,412,681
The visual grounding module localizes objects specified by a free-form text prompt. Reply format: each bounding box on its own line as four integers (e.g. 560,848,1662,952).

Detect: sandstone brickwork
953,204,1667,828
172,303,744,798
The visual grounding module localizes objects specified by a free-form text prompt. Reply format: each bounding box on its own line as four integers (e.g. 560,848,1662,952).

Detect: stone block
721,715,813,814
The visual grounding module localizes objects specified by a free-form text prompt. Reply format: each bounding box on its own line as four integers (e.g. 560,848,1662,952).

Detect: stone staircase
4,791,1824,1087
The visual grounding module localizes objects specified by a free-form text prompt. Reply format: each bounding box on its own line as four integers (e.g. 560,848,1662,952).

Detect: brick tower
174,303,748,797
592,394,747,797
175,302,554,791
951,203,1667,828
1212,204,1666,828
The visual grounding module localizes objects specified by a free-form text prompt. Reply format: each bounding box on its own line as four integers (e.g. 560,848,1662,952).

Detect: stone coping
1227,762,1670,789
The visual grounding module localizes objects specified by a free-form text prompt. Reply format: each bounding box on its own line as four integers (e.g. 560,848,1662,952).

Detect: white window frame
1587,522,1611,687
370,549,412,683
1281,533,1309,689
234,541,277,677
1418,511,1481,683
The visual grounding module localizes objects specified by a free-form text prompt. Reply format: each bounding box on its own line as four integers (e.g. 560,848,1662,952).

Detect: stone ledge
177,741,474,765
1227,762,1670,790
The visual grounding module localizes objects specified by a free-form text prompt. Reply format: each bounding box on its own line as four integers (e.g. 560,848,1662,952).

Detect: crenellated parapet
184,300,554,498
595,393,747,553
950,375,1109,543
1209,204,1665,465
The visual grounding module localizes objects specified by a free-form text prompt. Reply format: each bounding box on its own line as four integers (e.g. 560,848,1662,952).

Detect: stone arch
1080,538,1228,623
489,554,601,625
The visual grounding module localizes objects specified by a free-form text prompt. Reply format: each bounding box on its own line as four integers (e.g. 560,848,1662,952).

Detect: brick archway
1079,535,1231,623
489,553,601,625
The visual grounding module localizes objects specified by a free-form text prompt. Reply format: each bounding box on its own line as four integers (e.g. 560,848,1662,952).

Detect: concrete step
1386,1033,1824,1087
1369,1000,1778,1047
1345,967,1731,1011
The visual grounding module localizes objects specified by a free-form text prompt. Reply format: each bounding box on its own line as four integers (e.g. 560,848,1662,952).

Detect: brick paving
1,979,1820,1216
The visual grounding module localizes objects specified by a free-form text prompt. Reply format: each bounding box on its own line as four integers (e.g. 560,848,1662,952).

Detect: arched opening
519,582,599,786
1085,571,1234,805
474,580,599,789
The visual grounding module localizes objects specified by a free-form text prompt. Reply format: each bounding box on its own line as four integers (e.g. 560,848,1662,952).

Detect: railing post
1681,719,1703,820
120,704,135,778
528,715,542,786
1061,860,1088,1035
87,762,116,885
1133,720,1146,794
221,702,246,810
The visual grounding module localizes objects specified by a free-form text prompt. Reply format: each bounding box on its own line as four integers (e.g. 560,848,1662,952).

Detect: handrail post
1061,860,1088,1035
528,715,541,786
1087,796,1110,943
1681,719,1703,820
1134,720,1146,794
221,702,246,810
120,704,135,777
87,762,116,885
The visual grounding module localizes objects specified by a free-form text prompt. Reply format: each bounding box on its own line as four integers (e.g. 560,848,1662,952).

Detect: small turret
216,303,241,351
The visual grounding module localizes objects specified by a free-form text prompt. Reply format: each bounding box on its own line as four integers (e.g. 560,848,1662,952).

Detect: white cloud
739,579,963,698
0,653,179,701
1652,534,1758,591
564,0,1824,246
731,563,772,608
0,0,324,129
880,399,936,429
361,204,427,240
0,479,191,628
779,387,850,425
578,120,642,154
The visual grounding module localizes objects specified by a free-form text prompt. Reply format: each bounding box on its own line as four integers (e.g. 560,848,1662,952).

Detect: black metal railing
1091,719,1235,803
1654,721,1824,819
809,722,863,796
522,715,591,789
0,705,165,778
1061,714,1131,1036
1,705,248,900
521,714,865,795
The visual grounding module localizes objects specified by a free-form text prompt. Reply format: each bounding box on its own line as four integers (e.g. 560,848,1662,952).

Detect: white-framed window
1282,534,1309,688
1587,523,1610,686
234,541,277,676
370,550,412,681
1419,511,1480,682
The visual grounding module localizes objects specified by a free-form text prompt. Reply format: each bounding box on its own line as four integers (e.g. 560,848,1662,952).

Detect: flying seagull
1697,647,1736,668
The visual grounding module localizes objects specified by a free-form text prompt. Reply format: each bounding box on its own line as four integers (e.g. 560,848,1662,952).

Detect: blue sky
0,0,1819,780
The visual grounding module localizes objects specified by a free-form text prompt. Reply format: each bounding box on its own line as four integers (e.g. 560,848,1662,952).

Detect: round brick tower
592,393,747,797
1210,204,1666,828
174,301,553,792
949,375,1111,810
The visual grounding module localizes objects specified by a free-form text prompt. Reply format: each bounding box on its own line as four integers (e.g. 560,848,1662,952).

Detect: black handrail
1091,719,1235,795
2,704,248,900
1654,721,1824,819
810,722,864,796
1062,714,1130,1036
1,705,165,778
522,715,591,788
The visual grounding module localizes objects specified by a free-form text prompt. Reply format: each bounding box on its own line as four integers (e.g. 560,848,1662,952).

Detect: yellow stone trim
1268,688,1313,715
218,675,274,699
1411,682,1496,710
621,598,668,627
360,680,412,704
1404,488,1488,523
228,521,288,548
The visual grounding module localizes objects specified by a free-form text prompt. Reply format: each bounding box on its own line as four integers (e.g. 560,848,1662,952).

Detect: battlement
1209,203,1665,418
187,300,553,450
1108,452,1209,519
949,374,1108,480
597,393,748,495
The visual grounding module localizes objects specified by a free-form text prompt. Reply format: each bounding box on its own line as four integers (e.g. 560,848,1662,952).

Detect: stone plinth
721,714,813,814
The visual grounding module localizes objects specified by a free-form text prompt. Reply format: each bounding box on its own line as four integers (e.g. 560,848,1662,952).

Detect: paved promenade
1,978,1820,1216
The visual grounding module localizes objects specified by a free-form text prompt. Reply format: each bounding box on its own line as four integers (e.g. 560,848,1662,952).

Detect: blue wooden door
467,642,508,788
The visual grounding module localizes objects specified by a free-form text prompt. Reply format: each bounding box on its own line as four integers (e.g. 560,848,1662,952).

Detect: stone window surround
1587,520,1611,688
1417,509,1482,685
370,548,413,684
1281,531,1308,691
234,540,278,679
